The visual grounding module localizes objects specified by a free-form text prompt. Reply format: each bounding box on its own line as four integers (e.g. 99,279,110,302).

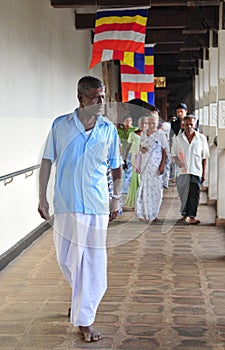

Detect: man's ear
78,94,82,103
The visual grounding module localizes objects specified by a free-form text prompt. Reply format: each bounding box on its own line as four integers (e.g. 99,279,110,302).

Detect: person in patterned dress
136,113,170,223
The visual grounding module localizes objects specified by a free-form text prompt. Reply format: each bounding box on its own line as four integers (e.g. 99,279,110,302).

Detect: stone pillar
200,52,210,188
216,24,225,225
208,32,218,143
198,62,204,132
194,69,199,120
207,31,218,205
202,51,209,137
208,143,218,205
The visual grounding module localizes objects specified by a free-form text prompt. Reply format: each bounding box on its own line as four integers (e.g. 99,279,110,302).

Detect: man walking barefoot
171,115,209,224
38,76,122,342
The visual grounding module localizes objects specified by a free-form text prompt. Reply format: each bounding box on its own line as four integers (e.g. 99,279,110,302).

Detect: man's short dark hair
152,106,160,115
78,76,105,95
122,115,132,122
184,114,197,121
176,103,188,111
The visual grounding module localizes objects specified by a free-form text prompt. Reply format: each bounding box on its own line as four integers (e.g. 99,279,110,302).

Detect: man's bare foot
189,218,200,225
79,325,103,342
138,217,147,223
177,216,187,223
152,217,160,223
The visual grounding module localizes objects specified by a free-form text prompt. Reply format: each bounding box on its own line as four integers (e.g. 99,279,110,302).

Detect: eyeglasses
84,94,105,103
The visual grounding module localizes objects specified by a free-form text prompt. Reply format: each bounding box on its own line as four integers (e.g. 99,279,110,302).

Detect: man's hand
38,199,50,221
110,166,122,222
158,164,164,175
38,158,52,221
201,173,206,184
177,159,185,168
140,146,148,154
109,211,119,222
202,159,206,184
109,197,121,222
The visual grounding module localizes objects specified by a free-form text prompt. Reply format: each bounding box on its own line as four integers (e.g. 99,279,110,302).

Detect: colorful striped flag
89,7,149,70
120,45,154,104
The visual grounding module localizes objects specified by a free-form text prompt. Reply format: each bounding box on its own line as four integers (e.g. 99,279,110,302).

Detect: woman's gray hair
147,111,159,123
138,116,147,128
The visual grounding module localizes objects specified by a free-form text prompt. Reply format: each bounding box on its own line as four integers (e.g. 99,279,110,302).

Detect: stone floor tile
1,189,225,349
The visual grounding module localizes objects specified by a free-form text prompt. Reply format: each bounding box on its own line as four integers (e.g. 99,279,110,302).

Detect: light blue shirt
43,109,122,214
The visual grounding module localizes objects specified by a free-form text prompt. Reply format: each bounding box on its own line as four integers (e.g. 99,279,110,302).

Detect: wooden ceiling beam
154,44,182,53
74,7,218,29
51,0,221,8
52,0,188,8
146,29,185,44
75,12,189,30
75,13,95,29
52,0,95,7
52,0,149,8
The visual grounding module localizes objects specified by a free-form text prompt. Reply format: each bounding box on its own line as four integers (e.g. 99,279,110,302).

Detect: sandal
189,219,200,225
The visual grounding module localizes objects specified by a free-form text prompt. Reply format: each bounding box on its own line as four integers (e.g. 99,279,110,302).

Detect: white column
198,63,204,131
194,70,199,121
216,28,225,225
202,55,209,136
207,33,218,205
201,57,209,187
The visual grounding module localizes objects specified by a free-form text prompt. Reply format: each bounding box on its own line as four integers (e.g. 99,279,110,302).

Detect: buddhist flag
89,7,149,70
120,45,154,104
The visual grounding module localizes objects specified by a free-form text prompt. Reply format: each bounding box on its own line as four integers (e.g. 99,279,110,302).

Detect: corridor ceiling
51,0,225,112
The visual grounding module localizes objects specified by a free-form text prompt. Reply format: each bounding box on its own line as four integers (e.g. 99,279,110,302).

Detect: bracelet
111,194,121,200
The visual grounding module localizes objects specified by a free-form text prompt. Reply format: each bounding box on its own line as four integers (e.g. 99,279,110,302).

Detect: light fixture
154,77,166,88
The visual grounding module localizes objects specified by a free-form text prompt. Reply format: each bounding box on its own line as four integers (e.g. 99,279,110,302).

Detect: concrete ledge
215,217,225,227
0,221,51,271
207,199,217,206
201,186,208,192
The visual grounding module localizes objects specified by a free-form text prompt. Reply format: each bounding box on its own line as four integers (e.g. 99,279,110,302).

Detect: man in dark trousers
171,114,209,224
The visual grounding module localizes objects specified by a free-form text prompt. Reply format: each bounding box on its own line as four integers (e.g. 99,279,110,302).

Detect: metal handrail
0,165,40,186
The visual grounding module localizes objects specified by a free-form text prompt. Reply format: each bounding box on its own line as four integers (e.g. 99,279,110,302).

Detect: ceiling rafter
51,0,222,7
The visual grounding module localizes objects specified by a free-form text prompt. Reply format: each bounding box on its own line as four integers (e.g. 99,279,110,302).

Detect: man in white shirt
171,115,209,225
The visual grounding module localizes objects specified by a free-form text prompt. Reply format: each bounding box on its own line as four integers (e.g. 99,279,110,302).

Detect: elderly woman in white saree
136,113,170,223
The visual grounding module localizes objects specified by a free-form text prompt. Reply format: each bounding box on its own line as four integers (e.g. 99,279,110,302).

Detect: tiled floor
1,187,225,349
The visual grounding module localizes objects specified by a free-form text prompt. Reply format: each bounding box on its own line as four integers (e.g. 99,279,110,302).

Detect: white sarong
53,213,109,327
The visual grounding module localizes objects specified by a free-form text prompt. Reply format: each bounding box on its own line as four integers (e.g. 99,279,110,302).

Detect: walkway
1,187,225,350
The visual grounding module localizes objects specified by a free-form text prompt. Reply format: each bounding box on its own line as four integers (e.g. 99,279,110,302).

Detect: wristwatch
111,194,121,200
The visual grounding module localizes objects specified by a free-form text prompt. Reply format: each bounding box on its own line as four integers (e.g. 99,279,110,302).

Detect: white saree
136,130,170,222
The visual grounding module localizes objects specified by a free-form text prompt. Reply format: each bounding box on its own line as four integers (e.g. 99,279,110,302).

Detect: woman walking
123,116,148,208
136,113,170,223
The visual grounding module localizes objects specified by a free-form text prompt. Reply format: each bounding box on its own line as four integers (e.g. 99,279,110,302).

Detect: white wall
0,0,100,255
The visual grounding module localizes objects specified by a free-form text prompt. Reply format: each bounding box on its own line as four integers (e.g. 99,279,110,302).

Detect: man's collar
67,108,106,125
183,129,197,137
